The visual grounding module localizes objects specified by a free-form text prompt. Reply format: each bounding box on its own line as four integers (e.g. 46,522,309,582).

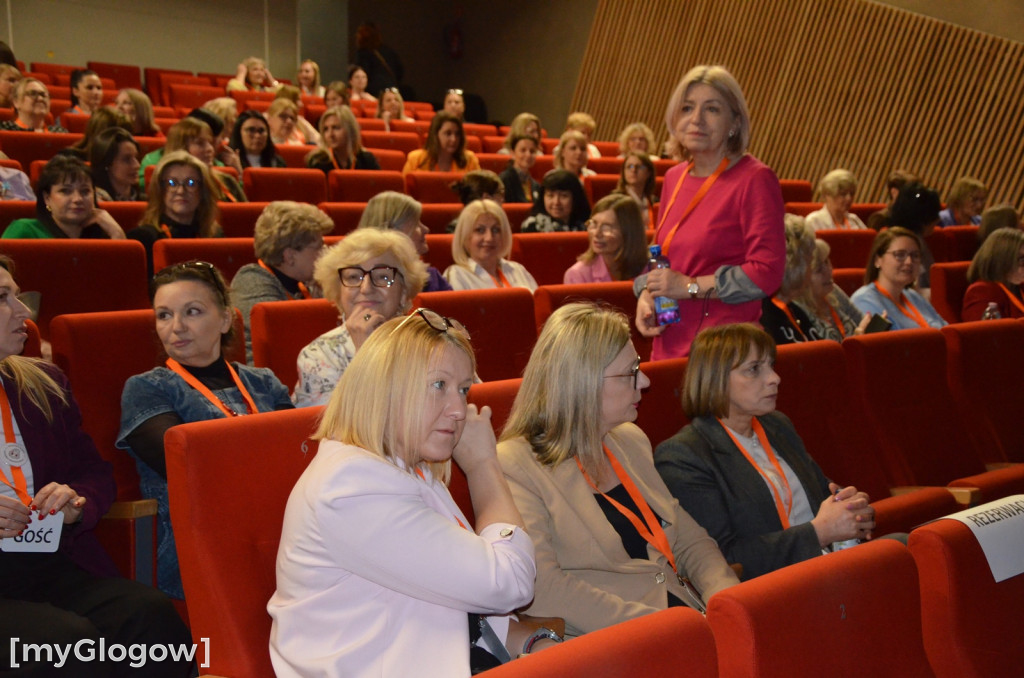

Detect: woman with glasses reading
851,227,947,329
294,229,428,407
564,194,648,284
117,261,292,599
498,303,738,637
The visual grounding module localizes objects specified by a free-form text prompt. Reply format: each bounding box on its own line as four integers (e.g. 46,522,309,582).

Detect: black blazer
499,166,541,204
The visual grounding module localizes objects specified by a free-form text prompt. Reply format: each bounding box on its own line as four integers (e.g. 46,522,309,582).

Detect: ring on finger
363,313,372,321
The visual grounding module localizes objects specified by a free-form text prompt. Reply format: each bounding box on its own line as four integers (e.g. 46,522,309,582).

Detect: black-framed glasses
604,358,641,390
338,265,402,288
166,177,200,190
24,89,50,100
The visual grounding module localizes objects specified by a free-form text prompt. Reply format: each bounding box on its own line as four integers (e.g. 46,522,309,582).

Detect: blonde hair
308,106,364,168
817,169,857,199
314,312,476,484
967,227,1024,284
118,88,159,136
299,59,321,91
502,112,541,152
501,303,630,475
451,200,512,267
683,324,776,419
357,191,422,231
201,97,237,133
617,122,655,156
267,98,298,120
254,201,334,266
315,228,427,312
779,214,815,298
565,112,596,135
376,88,405,119
665,65,750,156
947,176,987,209
554,130,588,171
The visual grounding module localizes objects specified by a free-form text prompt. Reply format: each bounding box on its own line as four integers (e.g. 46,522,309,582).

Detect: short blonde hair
502,112,541,152
683,324,776,419
947,176,987,209
315,228,427,312
501,303,630,475
357,191,422,231
253,201,334,266
201,97,237,132
451,199,512,267
314,312,476,483
566,112,596,135
780,214,815,297
267,98,298,120
617,122,655,156
665,65,750,156
299,59,321,91
554,130,588,171
817,169,857,198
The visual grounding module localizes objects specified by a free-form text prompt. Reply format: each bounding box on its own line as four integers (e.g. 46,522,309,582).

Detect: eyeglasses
241,127,268,136
166,177,200,190
380,87,400,97
604,359,641,390
391,307,469,337
24,90,50,100
886,250,921,263
338,265,402,288
585,220,618,236
624,163,647,171
447,88,464,96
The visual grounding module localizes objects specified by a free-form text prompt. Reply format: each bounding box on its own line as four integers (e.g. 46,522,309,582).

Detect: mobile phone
864,314,892,334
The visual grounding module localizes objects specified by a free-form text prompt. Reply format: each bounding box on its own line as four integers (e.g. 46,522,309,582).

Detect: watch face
688,282,700,295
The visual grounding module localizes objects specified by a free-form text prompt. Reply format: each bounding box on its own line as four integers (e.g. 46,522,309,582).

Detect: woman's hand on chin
92,208,126,239
452,404,497,475
347,309,388,349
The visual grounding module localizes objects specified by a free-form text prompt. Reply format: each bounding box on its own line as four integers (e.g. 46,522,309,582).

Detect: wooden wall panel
574,0,1024,208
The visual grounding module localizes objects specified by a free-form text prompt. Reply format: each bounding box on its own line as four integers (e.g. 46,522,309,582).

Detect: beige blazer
498,423,738,637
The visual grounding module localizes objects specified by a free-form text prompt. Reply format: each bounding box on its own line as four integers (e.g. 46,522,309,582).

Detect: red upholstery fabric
832,267,865,296
504,203,531,232
930,261,970,324
60,112,90,134
316,202,365,235
512,232,590,286
21,319,41,358
927,226,979,263
587,157,623,175
28,62,80,80
152,237,255,281
327,169,404,202
228,89,276,110
168,83,225,110
158,74,211,109
413,289,536,381
217,202,270,238
481,136,505,153
420,203,462,232
249,298,338,390
355,118,387,131
533,281,652,361
783,201,821,217
0,131,84,167
909,517,1024,677
635,358,689,449
274,144,311,169
476,152,509,174
815,228,877,268
88,61,143,91
242,167,326,204
366,148,404,172
0,201,38,232
778,179,813,203
583,174,620,204
165,407,322,678
361,130,421,155
850,202,887,222
468,378,522,435
488,607,717,678
404,171,463,203
423,234,455,273
98,200,146,232
141,68,192,105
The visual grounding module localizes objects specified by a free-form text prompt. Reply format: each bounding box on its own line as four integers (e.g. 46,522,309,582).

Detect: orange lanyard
165,358,258,417
827,304,846,338
487,266,512,289
258,259,310,299
329,149,342,171
718,418,793,528
997,284,1024,315
214,174,238,203
770,297,807,341
159,223,174,239
873,283,929,328
577,445,678,575
13,118,33,131
414,467,468,529
832,215,851,229
0,385,31,505
655,157,730,258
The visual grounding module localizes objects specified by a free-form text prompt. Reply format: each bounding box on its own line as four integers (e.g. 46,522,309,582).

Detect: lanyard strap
827,304,847,338
576,445,678,575
873,283,929,327
718,418,793,528
655,156,730,258
159,223,174,239
214,174,238,203
487,266,512,289
329,149,342,171
164,358,258,417
0,386,30,505
997,284,1024,315
257,259,311,299
770,297,807,341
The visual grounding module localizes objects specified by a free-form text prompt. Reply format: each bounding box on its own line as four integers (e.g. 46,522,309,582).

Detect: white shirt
805,206,867,231
443,259,538,293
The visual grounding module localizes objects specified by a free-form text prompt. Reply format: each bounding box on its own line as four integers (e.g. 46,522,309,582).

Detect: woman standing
403,112,480,174
564,194,648,284
444,200,537,292
305,106,379,173
635,65,785,358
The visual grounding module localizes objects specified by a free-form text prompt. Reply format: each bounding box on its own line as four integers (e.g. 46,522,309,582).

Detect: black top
307,149,380,175
127,215,201,277
759,297,821,345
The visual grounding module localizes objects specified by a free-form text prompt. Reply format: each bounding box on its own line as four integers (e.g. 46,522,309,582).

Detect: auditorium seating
217,202,271,238
533,281,652,360
327,169,405,202
152,237,256,281
88,61,144,91
242,167,326,204
929,261,970,323
316,202,365,235
635,358,689,449
504,203,531,232
361,130,421,155
0,131,84,168
405,171,463,203
587,157,623,175
99,201,146,232
832,267,865,296
778,179,813,203
707,539,933,677
0,200,38,232
369,148,406,172
583,174,620,204
274,144,312,169
168,83,225,110
423,233,455,273
420,203,462,232
926,225,978,263
476,152,509,174
909,515,1024,677
815,228,876,269
249,298,338,389
512,232,590,286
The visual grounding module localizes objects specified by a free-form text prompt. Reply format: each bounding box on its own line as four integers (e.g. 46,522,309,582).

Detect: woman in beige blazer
497,303,738,638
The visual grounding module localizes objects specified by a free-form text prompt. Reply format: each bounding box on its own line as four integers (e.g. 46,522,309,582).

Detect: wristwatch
521,627,563,656
687,278,700,299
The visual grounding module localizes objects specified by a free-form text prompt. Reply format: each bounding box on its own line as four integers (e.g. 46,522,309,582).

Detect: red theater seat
930,261,970,324
168,83,226,110
636,358,689,449
533,282,652,361
816,229,877,269
420,203,462,232
327,169,404,202
361,131,421,155
316,202,365,235
243,167,326,204
0,131,83,168
249,299,338,390
88,61,143,91
152,238,256,282
405,171,462,203
217,202,271,238
583,174,620,204
512,232,590,286
423,234,455,273
779,179,813,203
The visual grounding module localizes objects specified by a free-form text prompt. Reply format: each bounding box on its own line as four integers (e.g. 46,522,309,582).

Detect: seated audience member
90,127,143,201
0,256,193,677
138,109,235,185
296,59,325,97
403,112,480,174
323,81,349,109
269,310,539,676
0,63,20,108
163,117,246,202
614,150,657,228
231,201,334,361
346,65,376,102
889,182,941,288
267,98,308,147
564,194,648,284
977,204,1022,246
795,239,870,341
498,303,739,636
445,170,505,232
226,57,280,92
376,87,414,131
115,87,162,137
305,105,379,173
654,323,876,581
760,215,819,344
65,69,103,116
63,107,132,160
118,261,293,598
564,111,601,158
553,129,594,182
498,132,541,204
273,86,321,145
521,169,590,233
444,199,537,292
357,191,451,292
2,155,124,239
0,78,67,132
939,176,987,226
230,110,286,169
851,227,947,329
499,112,542,155
962,227,1024,321
805,169,868,231
127,151,223,276
294,229,426,407
201,98,240,163
443,88,465,119
617,122,657,159
866,169,919,230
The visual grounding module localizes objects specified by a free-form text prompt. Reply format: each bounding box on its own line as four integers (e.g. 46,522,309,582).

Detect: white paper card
944,494,1024,583
0,511,63,553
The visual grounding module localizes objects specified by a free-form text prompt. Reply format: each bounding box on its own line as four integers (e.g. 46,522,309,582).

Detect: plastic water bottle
648,245,680,326
982,302,1001,320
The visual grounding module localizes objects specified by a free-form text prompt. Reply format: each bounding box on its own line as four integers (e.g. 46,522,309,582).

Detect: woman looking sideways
564,194,648,284
961,227,1024,321
115,88,162,137
357,191,451,292
794,239,869,341
89,127,143,201
376,87,414,131
305,106,380,173
66,69,104,116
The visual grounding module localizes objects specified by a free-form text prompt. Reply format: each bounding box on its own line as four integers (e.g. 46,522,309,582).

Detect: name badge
0,511,63,553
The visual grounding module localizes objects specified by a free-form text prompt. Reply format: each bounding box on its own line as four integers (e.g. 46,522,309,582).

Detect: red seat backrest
782,201,821,217
273,144,311,169
816,228,877,269
504,203,531,232
0,131,84,168
249,299,338,390
404,171,463,204
98,201,146,233
168,83,225,111
368,148,405,172
327,169,404,202
0,201,38,232
29,62,81,80
476,152,509,174
583,174,620,205
361,131,421,155
533,282,651,361
60,112,90,134
152,237,256,282
587,157,623,175
511,232,590,286
142,67,193,105
217,202,271,238
930,261,970,324
316,202,365,235
88,61,143,91
636,358,689,449
242,167,326,204
159,75,212,111
420,203,462,233
778,179,813,203
423,234,455,273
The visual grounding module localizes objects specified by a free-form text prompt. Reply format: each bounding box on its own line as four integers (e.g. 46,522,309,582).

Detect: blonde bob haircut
553,129,588,171
502,112,542,151
946,176,988,209
967,227,1024,284
267,97,298,121
617,122,656,156
817,169,857,199
142,150,221,236
314,228,427,313
565,112,596,135
314,312,475,483
451,199,512,267
357,190,422,231
683,323,776,419
665,65,750,157
501,302,631,474
254,201,334,266
779,214,815,298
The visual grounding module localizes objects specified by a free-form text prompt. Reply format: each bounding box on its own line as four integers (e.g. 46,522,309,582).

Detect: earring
46,204,52,212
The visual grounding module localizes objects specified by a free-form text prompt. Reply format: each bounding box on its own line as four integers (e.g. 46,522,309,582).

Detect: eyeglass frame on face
624,162,648,172
885,249,921,263
604,357,641,390
586,219,619,236
24,89,50,100
241,125,268,136
338,265,403,288
165,177,200,191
